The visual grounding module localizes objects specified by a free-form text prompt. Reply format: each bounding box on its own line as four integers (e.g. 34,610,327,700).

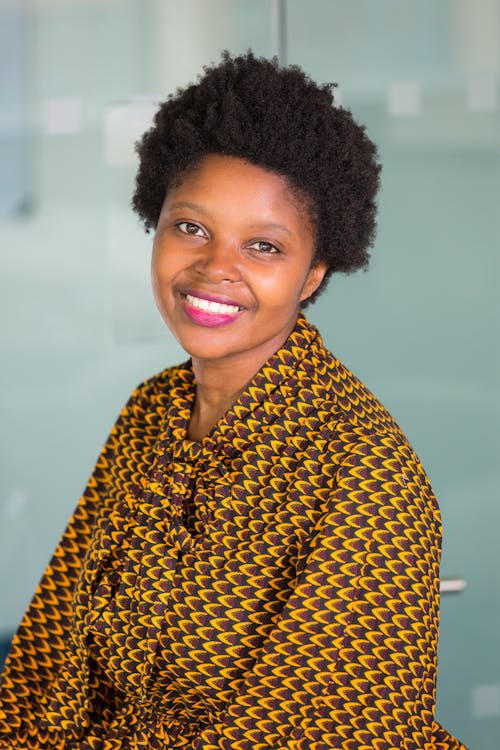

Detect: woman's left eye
176,221,204,236
248,240,280,254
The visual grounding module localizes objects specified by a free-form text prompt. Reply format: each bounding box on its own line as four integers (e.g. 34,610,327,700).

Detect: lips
185,293,240,316
182,288,244,306
180,290,244,328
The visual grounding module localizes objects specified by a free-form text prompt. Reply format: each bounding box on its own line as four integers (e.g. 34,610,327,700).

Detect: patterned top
0,313,466,750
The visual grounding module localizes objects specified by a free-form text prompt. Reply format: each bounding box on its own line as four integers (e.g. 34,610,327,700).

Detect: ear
300,261,327,303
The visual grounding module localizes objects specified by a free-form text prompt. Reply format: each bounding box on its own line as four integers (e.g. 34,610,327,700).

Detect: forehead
166,154,313,228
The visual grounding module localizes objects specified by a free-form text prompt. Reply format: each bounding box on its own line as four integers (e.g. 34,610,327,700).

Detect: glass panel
287,1,500,747
0,0,275,634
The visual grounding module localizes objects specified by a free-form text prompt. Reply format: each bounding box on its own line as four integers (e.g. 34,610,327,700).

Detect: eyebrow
256,222,291,236
167,201,291,235
167,200,209,215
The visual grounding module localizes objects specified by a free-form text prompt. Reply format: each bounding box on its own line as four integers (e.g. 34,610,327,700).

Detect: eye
176,221,205,237
248,240,280,254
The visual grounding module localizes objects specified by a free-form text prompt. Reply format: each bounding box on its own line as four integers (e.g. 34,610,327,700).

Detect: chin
172,328,238,361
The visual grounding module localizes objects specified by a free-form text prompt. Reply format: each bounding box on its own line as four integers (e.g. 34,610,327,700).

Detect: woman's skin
151,154,327,441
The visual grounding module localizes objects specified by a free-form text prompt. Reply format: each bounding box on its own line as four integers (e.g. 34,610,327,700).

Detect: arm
194,432,443,750
0,385,145,735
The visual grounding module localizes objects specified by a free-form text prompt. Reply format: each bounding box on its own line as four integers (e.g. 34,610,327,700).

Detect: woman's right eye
176,221,204,237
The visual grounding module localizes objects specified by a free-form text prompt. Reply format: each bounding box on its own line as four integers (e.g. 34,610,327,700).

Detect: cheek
150,254,163,297
150,267,161,300
151,243,178,284
150,247,176,306
254,266,310,304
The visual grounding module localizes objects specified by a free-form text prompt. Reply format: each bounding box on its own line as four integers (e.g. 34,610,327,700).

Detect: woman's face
151,154,326,370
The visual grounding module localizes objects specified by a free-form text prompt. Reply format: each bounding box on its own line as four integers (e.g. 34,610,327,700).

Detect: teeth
186,294,239,315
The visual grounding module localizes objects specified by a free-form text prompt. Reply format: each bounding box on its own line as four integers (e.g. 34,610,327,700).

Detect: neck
187,348,274,442
187,358,253,442
187,313,301,440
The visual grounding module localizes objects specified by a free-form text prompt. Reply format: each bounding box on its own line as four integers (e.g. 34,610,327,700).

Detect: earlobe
300,262,327,302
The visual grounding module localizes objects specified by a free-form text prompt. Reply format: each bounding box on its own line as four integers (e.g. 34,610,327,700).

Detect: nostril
193,247,241,282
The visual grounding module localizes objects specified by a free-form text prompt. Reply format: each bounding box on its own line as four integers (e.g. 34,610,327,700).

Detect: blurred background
1,0,499,747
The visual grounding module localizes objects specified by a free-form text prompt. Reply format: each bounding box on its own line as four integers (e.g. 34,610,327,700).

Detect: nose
193,238,241,282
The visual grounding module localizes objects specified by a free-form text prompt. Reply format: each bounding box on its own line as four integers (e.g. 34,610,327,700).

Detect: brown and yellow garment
0,314,466,749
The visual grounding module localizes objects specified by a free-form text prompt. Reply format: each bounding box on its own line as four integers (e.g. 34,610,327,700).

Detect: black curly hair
132,50,381,305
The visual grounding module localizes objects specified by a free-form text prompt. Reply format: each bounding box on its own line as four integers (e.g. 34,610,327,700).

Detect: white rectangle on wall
466,74,498,112
472,683,500,718
105,99,159,167
44,97,82,135
388,82,421,117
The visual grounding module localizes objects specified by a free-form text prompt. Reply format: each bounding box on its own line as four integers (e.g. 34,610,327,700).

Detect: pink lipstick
182,292,242,328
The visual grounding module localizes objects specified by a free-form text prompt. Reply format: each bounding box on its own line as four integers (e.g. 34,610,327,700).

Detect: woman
0,52,465,749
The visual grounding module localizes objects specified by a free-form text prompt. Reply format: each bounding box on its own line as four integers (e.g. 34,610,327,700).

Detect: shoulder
124,360,190,411
300,320,435,499
305,328,406,442
294,317,411,459
103,361,191,443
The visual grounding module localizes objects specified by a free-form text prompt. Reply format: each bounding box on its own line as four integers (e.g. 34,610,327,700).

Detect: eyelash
175,222,281,255
248,241,279,254
176,221,205,237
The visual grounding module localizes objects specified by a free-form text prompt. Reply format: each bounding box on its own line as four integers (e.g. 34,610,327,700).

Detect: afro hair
132,50,381,304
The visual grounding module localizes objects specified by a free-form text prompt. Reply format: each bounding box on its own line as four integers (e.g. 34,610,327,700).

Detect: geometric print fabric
0,313,466,749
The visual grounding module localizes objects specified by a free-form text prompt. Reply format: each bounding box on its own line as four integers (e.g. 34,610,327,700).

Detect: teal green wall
1,1,499,747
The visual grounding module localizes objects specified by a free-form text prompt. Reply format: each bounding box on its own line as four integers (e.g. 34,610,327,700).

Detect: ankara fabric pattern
0,314,466,749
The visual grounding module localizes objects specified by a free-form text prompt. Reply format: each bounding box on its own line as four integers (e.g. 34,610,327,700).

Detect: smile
185,294,240,315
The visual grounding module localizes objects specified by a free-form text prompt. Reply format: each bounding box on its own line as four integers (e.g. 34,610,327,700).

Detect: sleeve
192,433,457,750
0,383,146,735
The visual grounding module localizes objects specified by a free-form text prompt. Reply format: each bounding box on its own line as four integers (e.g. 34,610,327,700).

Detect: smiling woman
151,154,326,439
0,51,467,750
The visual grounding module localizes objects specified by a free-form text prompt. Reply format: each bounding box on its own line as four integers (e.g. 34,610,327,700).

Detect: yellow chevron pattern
0,313,466,749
